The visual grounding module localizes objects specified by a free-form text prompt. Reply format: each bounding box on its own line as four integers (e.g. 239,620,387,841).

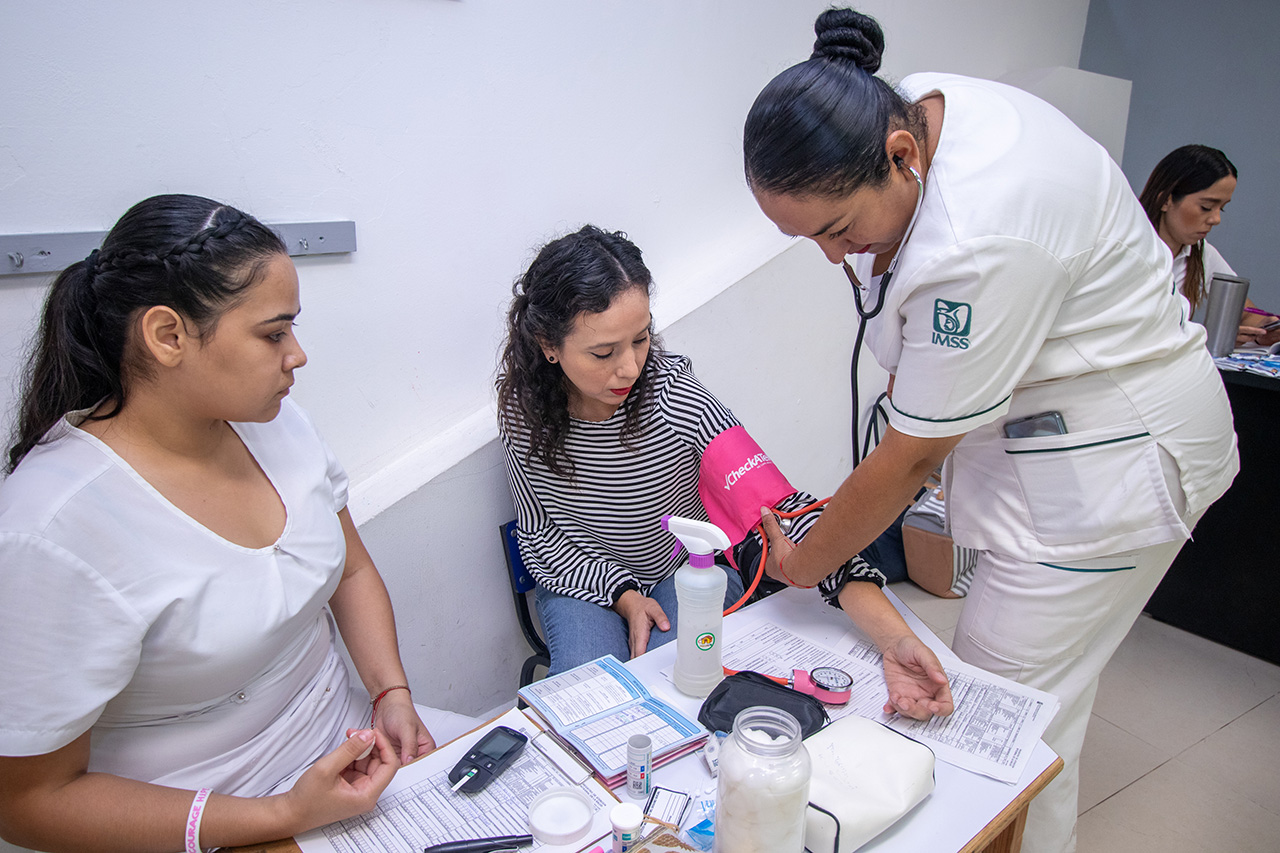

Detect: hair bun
810,8,885,74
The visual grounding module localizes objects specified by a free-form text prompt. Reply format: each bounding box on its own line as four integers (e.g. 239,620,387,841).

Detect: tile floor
890,580,1280,853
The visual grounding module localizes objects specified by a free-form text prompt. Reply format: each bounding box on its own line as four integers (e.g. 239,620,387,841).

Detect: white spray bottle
663,514,732,697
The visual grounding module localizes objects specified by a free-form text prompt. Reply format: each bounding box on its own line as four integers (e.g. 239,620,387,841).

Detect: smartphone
1002,411,1067,439
447,725,528,793
1262,319,1280,331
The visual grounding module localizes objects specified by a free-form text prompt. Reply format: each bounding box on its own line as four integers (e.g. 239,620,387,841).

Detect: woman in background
497,225,952,719
1139,144,1280,346
0,195,475,852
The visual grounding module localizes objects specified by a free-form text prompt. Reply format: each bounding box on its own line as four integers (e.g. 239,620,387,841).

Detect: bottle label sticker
696,632,715,651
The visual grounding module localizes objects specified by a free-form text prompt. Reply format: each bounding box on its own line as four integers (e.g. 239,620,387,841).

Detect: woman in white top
0,195,474,852
1138,144,1280,346
740,9,1237,853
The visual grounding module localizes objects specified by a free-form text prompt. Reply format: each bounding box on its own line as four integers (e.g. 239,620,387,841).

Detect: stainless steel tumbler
1203,273,1250,357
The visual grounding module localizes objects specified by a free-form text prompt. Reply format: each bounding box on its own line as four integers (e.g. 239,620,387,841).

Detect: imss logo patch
932,299,972,349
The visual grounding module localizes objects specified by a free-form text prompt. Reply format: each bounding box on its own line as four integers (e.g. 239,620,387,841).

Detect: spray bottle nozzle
661,515,731,569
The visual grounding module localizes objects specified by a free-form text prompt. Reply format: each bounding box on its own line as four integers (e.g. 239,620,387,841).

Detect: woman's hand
613,590,671,659
1238,322,1280,348
366,689,436,765
758,508,799,585
881,634,954,720
1239,313,1280,348
278,729,399,833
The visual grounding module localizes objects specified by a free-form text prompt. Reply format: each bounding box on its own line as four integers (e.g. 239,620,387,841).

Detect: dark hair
1139,144,1238,316
497,225,663,478
7,194,287,472
744,7,927,199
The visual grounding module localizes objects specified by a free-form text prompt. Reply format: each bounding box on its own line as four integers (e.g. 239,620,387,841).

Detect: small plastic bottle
713,706,811,853
626,733,652,799
610,802,644,853
662,515,731,698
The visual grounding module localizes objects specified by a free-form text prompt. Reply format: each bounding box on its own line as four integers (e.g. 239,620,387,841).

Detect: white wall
1079,0,1280,313
1,0,1089,509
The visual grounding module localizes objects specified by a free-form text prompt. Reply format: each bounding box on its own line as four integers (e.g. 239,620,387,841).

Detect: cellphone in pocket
1002,411,1067,439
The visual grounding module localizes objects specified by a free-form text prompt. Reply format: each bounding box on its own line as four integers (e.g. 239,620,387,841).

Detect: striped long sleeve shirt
500,353,882,608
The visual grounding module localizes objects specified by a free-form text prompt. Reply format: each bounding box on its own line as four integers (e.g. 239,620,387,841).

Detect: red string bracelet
777,550,816,589
370,684,411,725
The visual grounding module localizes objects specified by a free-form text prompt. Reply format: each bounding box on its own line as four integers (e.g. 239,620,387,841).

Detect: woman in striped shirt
497,226,951,719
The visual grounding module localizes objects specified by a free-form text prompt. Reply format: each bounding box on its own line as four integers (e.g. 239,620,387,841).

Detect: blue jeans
535,564,745,676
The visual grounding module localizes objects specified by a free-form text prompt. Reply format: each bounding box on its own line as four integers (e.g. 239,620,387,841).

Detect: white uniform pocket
1001,422,1187,551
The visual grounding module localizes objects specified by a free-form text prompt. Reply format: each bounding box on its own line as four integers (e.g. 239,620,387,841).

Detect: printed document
518,655,707,784
295,708,614,853
714,620,1059,783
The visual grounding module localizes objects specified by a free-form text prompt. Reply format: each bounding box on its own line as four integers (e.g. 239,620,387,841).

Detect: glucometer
447,726,528,794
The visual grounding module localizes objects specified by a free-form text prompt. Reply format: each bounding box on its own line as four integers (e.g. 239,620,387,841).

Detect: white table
623,587,1062,853
235,587,1060,853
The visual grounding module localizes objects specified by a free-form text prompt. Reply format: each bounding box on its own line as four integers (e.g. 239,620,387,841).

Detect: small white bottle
611,801,644,853
662,515,731,698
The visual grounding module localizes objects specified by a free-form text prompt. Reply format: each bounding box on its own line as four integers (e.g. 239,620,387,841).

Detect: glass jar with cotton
713,705,811,852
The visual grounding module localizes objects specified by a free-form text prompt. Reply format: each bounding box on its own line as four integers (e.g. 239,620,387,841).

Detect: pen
1244,306,1278,318
424,834,533,853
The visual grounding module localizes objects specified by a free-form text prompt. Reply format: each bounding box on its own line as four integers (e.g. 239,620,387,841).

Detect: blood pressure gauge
790,666,854,705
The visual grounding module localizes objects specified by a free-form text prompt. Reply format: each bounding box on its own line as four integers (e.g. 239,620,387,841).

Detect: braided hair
744,7,927,199
7,194,286,472
497,226,663,478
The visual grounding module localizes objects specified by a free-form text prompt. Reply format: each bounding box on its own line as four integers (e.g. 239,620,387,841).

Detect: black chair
500,520,550,689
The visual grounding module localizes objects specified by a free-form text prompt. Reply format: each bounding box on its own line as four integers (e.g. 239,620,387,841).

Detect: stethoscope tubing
843,164,926,321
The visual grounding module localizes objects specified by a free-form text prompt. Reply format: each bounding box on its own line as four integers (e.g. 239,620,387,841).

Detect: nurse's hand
281,728,399,831
363,689,436,764
758,508,800,585
881,634,954,720
614,590,671,659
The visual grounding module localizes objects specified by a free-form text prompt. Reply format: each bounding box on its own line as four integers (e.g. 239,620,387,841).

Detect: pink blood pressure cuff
698,426,796,545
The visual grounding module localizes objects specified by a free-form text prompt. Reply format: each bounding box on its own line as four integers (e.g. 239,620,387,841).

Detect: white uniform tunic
852,72,1238,853
0,400,366,796
858,72,1237,563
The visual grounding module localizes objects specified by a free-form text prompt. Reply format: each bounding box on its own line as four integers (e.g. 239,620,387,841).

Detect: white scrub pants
951,451,1199,853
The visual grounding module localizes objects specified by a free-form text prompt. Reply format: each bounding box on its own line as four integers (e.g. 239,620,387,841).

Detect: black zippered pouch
698,670,829,738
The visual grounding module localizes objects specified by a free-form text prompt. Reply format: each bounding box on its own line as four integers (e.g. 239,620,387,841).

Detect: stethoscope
843,161,926,321
846,160,925,465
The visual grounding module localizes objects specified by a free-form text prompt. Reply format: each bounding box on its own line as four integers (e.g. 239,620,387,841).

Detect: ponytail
1185,242,1207,317
7,194,286,473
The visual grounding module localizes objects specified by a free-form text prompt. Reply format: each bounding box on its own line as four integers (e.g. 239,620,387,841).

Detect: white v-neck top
0,399,366,796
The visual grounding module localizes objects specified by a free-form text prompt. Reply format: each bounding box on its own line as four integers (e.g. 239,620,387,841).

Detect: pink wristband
186,787,212,853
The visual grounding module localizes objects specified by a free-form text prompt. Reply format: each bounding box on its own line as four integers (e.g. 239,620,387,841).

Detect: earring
547,355,558,364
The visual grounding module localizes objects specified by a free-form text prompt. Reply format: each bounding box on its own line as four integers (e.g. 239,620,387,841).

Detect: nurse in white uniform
1138,143,1280,346
742,10,1238,853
